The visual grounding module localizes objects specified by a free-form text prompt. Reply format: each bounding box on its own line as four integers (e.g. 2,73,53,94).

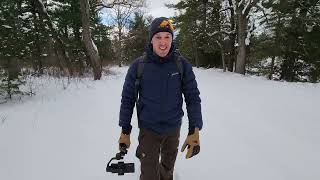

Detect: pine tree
0,0,28,100
252,0,320,82
173,0,222,67
123,12,150,63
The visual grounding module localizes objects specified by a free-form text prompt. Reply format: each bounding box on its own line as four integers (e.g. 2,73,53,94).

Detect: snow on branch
255,1,269,24
245,19,255,45
2,25,13,29
35,0,57,30
238,0,245,8
18,12,32,20
47,0,70,11
242,0,259,16
242,0,251,14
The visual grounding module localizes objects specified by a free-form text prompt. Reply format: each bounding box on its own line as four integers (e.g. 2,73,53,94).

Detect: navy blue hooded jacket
119,43,202,134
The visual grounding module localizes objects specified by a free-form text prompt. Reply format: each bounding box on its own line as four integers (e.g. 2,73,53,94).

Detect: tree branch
243,0,259,16
95,0,143,12
220,6,233,12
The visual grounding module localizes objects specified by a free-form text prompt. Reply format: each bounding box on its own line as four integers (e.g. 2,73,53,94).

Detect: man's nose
159,39,166,45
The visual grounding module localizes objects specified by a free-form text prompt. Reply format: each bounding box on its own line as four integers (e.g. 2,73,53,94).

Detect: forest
1,0,319,101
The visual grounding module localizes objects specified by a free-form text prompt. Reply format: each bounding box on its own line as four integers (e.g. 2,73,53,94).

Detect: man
118,17,203,180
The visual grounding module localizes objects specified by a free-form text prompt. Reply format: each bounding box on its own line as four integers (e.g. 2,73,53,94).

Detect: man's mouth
159,46,167,50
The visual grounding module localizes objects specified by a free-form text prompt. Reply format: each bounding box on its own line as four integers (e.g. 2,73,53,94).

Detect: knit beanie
149,17,175,41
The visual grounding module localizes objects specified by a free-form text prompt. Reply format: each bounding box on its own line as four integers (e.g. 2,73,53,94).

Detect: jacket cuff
122,125,132,135
188,126,195,135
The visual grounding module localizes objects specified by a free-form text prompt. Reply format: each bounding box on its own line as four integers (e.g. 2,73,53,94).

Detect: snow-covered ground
1,66,319,180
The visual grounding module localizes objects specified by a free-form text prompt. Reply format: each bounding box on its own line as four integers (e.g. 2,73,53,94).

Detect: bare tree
234,0,259,74
79,0,102,80
226,0,237,72
78,0,144,79
95,0,144,11
111,4,137,66
219,0,262,74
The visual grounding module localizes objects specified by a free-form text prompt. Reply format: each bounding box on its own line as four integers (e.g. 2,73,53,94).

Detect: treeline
0,0,147,100
0,0,319,101
172,0,320,82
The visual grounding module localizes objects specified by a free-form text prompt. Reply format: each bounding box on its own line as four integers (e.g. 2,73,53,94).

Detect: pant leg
136,128,161,180
159,128,180,180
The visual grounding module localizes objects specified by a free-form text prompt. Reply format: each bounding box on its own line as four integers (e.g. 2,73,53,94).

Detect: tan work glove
181,127,200,159
118,132,130,152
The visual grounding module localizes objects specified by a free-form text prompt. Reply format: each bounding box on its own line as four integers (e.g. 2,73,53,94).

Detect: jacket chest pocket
167,72,181,92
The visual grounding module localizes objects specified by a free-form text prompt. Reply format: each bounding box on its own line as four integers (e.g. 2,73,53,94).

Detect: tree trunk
203,0,208,33
79,0,102,80
235,15,247,74
227,0,236,72
234,0,258,75
228,34,236,72
73,25,87,76
117,7,123,67
193,40,200,68
221,45,226,72
268,56,275,80
31,3,43,75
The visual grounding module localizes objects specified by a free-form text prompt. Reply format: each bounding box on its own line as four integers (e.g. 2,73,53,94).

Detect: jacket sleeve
181,58,203,130
119,60,139,134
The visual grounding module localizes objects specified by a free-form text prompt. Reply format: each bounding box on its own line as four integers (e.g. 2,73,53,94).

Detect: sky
145,0,179,18
1,66,320,180
101,0,179,25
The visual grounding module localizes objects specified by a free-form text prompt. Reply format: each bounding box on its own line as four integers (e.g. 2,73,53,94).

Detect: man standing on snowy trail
118,16,203,180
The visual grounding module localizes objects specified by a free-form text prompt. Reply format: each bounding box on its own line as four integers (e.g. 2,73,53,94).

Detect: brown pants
136,128,180,180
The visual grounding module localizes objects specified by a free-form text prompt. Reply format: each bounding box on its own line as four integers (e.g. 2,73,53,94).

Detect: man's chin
159,52,168,57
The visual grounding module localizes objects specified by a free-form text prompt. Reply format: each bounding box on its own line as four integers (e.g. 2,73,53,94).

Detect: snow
246,20,254,45
22,27,31,33
306,23,314,32
2,25,13,29
256,1,265,10
92,39,98,53
18,12,32,20
1,66,320,180
245,35,250,45
47,0,71,12
196,20,202,26
238,0,245,8
224,36,230,41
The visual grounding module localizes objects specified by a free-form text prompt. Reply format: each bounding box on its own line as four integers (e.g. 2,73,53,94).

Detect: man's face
151,32,172,58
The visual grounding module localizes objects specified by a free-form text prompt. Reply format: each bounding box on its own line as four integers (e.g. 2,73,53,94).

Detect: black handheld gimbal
106,144,135,175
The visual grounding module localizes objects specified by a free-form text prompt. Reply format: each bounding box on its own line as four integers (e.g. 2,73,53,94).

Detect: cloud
145,0,179,18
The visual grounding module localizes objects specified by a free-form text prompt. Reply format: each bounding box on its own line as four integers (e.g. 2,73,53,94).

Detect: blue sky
100,0,179,25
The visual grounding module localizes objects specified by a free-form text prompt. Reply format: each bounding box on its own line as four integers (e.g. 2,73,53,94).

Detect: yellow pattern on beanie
159,19,176,31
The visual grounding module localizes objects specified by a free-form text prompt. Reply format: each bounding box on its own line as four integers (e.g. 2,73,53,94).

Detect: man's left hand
181,127,200,159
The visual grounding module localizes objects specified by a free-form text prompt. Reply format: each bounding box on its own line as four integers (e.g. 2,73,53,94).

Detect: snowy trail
1,67,319,180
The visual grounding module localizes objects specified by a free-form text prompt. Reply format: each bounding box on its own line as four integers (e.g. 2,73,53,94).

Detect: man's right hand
118,132,130,152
